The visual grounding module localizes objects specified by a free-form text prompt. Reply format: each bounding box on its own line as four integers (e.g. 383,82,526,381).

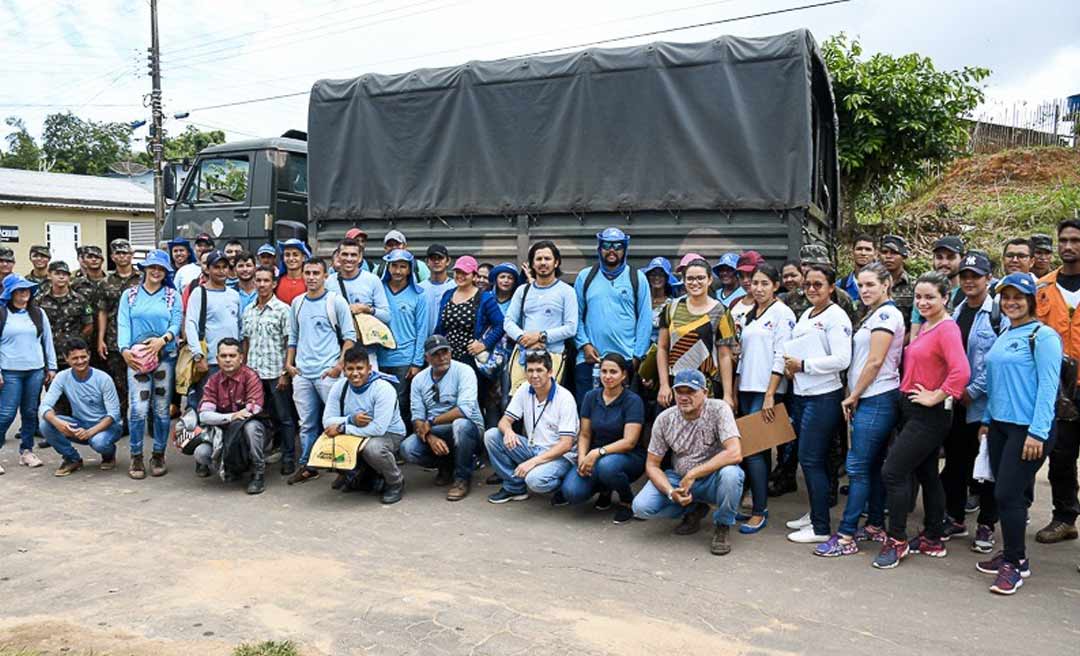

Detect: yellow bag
174,340,207,395
307,432,369,471
637,344,659,385
353,313,397,349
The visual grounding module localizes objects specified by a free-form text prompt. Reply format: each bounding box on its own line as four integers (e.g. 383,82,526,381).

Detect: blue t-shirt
580,387,645,450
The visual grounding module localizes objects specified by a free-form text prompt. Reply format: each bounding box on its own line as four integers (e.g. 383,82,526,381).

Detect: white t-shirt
174,262,201,292
848,303,905,398
785,303,852,396
504,381,579,460
730,297,755,329
737,301,796,394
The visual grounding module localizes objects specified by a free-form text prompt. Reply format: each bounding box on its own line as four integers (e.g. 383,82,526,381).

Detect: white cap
383,229,407,245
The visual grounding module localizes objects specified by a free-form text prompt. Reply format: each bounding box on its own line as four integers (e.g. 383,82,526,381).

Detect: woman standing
874,271,970,569
815,263,904,556
656,259,738,410
488,263,521,316
435,256,504,370
735,264,795,534
643,257,678,345
558,353,646,523
0,275,57,472
117,249,183,480
782,264,851,544
976,273,1061,594
729,252,764,328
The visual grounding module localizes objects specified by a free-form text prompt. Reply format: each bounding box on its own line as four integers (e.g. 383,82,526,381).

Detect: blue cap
138,249,174,273
597,227,629,243
996,272,1037,296
382,249,414,264
256,244,276,256
205,250,228,268
0,274,38,303
672,369,707,391
713,252,740,274
958,252,991,277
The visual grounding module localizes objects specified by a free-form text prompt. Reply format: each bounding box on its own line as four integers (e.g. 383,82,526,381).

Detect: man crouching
194,337,268,494
323,345,407,504
631,370,744,555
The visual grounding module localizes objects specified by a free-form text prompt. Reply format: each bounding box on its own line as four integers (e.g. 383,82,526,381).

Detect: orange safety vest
1036,268,1080,383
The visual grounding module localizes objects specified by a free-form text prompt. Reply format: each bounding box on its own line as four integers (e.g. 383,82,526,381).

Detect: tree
41,112,133,176
821,34,990,223
0,116,42,170
136,125,227,167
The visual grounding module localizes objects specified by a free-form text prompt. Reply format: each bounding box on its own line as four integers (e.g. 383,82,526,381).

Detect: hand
657,384,673,407
466,340,486,356
1022,436,1044,461
58,421,78,438
145,336,166,356
97,340,108,360
231,409,253,422
578,449,599,477
406,366,420,380
671,487,693,507
325,423,342,437
122,350,139,371
416,420,431,439
519,332,542,349
678,473,697,493
513,458,538,478
907,384,939,407
762,394,777,422
70,427,89,442
352,412,372,427
783,355,803,378
322,364,343,379
350,303,371,315
195,358,209,374
276,374,289,391
723,394,737,414
285,365,300,378
429,436,450,457
502,431,520,450
520,262,534,283
582,344,601,364
45,370,55,386
841,395,858,422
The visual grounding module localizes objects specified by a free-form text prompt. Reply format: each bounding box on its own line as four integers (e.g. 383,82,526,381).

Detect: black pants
941,406,981,523
883,398,951,541
988,421,1055,564
261,378,298,467
1049,418,1080,524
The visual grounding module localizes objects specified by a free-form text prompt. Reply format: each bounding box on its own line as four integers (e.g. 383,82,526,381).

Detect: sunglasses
803,280,828,290
600,241,625,251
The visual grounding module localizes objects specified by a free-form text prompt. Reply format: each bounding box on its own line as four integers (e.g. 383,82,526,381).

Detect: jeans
402,418,481,482
988,421,1054,565
631,466,745,527
790,388,845,536
262,378,298,467
380,365,412,428
359,434,405,486
738,391,771,515
293,374,339,467
39,415,123,462
837,389,899,536
573,362,600,406
483,427,572,494
941,406,981,522
0,368,45,452
193,419,268,475
883,397,951,541
560,451,646,505
127,359,174,456
1048,418,1080,524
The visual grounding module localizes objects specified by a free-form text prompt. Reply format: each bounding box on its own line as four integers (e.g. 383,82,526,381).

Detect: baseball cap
195,232,215,245
383,230,407,245
1030,234,1053,253
424,334,452,356
205,250,228,268
672,369,707,392
677,252,705,271
78,245,103,258
256,244,276,257
426,243,450,259
713,252,739,273
344,227,368,240
0,247,14,262
958,252,991,277
996,272,1037,296
737,250,766,273
29,245,50,257
879,235,909,257
47,260,70,273
110,238,132,254
452,255,479,274
933,235,964,255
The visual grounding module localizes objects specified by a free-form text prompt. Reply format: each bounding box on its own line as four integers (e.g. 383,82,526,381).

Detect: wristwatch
539,330,548,343
598,447,608,457
666,489,675,501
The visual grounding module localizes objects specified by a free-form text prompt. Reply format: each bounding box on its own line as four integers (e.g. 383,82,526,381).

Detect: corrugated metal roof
0,167,154,209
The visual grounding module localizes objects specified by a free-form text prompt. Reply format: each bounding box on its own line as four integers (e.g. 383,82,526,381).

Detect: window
277,153,307,195
184,155,250,204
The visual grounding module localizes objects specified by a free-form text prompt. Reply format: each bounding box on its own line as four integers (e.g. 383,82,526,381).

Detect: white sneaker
787,525,830,543
0,462,5,474
786,512,811,530
19,451,43,468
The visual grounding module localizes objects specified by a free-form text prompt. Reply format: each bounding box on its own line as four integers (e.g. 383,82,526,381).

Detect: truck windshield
184,155,250,204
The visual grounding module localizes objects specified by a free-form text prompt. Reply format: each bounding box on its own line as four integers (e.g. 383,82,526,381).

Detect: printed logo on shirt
844,326,852,336
878,311,889,321
1006,340,1024,353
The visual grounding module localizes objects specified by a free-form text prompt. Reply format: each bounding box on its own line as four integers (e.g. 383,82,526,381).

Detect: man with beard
910,236,965,340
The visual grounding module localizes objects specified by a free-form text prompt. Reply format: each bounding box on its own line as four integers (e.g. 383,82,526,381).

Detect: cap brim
425,346,452,355
672,383,704,391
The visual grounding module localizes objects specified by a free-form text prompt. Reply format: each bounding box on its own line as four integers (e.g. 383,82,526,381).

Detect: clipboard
735,403,796,457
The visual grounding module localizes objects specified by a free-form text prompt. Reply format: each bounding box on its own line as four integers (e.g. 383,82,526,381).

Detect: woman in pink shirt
874,271,971,570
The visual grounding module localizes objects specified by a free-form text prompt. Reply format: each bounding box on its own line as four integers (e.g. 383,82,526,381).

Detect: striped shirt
241,296,292,380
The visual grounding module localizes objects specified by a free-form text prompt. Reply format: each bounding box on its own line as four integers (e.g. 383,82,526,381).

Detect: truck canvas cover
308,28,838,224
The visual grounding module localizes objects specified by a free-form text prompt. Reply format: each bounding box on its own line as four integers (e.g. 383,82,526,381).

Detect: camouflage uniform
36,288,94,363
890,271,915,331
26,245,50,285
99,268,141,420
71,268,106,367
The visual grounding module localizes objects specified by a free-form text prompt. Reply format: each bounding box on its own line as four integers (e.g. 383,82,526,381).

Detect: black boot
246,473,265,495
381,480,404,504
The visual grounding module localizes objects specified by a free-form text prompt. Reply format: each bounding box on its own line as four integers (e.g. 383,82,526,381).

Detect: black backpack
580,265,641,324
1029,325,1080,421
0,302,47,360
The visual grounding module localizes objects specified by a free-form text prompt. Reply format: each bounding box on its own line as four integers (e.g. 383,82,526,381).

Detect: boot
129,455,146,480
246,474,265,495
150,452,167,477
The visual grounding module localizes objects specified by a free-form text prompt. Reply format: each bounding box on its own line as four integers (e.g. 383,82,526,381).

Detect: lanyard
529,383,557,437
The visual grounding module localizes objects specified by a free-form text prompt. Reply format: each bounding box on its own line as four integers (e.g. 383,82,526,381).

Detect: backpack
580,265,641,324
0,303,47,360
126,286,178,316
295,291,344,345
1028,325,1080,421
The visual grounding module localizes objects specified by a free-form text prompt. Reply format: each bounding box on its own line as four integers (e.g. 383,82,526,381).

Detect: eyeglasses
803,280,827,290
600,241,625,251
1003,252,1031,260
525,348,549,357
684,275,708,283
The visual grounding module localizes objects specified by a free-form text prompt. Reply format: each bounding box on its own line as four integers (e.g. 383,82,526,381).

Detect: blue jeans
187,364,219,409
40,415,124,462
402,418,481,482
483,427,572,494
0,368,45,452
573,362,599,406
838,389,899,536
738,391,772,515
293,375,339,467
128,359,174,456
631,466,744,526
560,451,646,505
790,388,844,536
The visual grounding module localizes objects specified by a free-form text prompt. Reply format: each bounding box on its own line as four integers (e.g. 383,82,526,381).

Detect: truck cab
163,133,309,251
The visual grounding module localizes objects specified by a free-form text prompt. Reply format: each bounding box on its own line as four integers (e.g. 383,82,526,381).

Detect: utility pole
148,0,165,243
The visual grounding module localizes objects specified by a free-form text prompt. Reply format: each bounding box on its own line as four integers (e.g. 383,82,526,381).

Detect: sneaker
550,491,569,507
18,451,43,468
488,488,529,504
814,533,859,557
872,537,909,569
447,479,470,502
854,525,887,543
972,524,996,553
786,512,811,530
710,525,732,556
674,502,710,536
965,493,980,515
0,462,4,475
286,467,320,485
941,520,969,541
989,562,1025,595
910,533,947,558
246,474,265,495
612,505,635,524
100,456,116,471
787,525,830,543
594,491,613,511
54,459,83,477
128,455,146,480
195,463,211,478
1035,520,1078,544
976,552,1031,578
149,452,167,477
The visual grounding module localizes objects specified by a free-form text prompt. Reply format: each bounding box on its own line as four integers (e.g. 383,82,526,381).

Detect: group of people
0,220,1078,596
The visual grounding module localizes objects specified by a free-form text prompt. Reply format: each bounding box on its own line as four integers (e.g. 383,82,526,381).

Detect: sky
1,0,1078,155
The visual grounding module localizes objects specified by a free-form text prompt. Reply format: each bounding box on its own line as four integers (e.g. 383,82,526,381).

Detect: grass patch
232,641,300,656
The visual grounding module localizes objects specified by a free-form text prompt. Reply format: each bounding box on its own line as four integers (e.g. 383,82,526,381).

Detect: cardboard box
735,403,796,457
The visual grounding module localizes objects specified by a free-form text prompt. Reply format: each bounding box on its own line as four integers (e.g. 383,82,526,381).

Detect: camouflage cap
29,245,50,257
0,247,13,262
77,244,103,258
1030,234,1053,253
47,260,70,273
879,234,909,257
799,243,830,265
110,238,132,253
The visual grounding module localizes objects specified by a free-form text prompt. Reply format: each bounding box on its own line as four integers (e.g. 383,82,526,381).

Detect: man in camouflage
97,239,141,424
0,246,13,284
37,260,95,363
783,244,860,322
1031,233,1055,279
878,234,914,334
26,245,50,284
71,244,108,369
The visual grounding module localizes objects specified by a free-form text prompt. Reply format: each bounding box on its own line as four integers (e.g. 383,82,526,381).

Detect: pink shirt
900,319,971,399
